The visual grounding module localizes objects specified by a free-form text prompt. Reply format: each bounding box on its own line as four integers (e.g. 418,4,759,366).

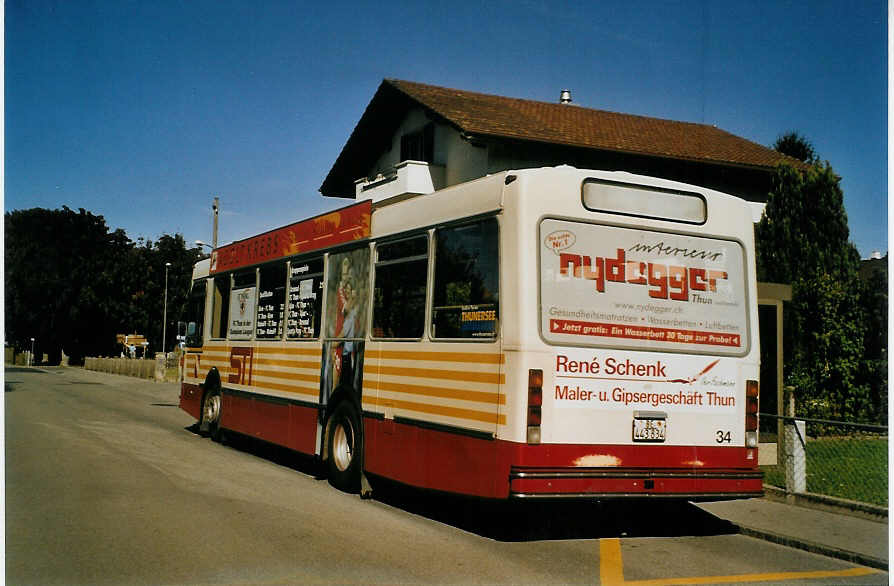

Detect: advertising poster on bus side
320,247,370,407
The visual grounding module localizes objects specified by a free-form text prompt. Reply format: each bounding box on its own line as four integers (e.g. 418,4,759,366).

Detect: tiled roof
387,79,793,169
320,79,798,196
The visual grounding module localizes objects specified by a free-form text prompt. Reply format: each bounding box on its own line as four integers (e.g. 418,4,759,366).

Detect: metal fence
759,413,888,508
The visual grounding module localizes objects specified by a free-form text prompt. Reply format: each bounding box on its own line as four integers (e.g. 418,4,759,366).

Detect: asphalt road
5,366,887,585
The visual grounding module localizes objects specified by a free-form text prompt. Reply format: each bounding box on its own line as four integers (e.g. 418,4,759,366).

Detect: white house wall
445,126,488,186
365,108,488,191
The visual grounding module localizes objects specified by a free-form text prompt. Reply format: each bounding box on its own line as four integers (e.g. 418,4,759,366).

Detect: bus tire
326,400,362,493
201,387,223,442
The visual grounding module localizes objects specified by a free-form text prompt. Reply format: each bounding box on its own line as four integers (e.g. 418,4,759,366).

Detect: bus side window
184,279,207,347
210,274,230,339
431,218,499,339
372,235,428,339
228,271,258,341
257,263,287,340
287,257,324,339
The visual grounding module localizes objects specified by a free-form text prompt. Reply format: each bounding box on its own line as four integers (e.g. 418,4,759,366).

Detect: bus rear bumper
508,467,763,500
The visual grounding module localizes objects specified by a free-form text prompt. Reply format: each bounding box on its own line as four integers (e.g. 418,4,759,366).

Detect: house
320,79,798,461
321,79,798,207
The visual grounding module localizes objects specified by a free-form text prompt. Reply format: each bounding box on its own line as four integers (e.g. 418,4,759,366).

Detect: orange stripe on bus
254,370,320,384
369,379,506,405
365,395,505,426
254,358,320,369
268,346,321,356
367,349,504,364
376,365,504,385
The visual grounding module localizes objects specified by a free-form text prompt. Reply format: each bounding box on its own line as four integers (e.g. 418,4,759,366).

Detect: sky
5,1,888,257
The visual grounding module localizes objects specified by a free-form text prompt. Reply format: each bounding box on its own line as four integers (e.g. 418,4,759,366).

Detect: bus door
320,246,371,415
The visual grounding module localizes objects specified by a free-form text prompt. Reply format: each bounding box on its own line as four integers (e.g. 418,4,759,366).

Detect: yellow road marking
599,538,881,585
600,538,626,585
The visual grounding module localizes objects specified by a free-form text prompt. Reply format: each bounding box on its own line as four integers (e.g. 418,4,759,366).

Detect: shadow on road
368,477,738,542
183,424,737,542
185,425,324,479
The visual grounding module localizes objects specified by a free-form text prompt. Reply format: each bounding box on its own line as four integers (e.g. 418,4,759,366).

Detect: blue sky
6,1,887,257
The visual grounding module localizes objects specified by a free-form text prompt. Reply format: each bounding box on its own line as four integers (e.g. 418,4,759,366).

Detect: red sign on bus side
210,201,371,274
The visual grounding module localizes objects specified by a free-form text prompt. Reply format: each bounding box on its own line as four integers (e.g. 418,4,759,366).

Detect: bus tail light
527,369,543,444
745,379,759,448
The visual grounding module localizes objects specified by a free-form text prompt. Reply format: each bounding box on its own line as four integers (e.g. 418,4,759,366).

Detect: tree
5,207,122,363
756,163,856,283
772,131,818,164
857,257,888,423
755,161,870,420
128,234,199,354
5,207,199,364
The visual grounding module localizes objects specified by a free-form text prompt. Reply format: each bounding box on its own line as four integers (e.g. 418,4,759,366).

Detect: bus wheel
201,388,223,442
327,401,361,493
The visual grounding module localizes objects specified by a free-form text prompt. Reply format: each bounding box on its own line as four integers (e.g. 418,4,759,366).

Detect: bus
179,166,762,500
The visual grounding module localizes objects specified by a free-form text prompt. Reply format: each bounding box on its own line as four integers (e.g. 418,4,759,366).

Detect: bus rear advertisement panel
540,218,749,355
550,346,742,446
516,199,761,499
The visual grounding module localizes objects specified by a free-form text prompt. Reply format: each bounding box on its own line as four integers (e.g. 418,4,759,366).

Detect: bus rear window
582,179,706,224
540,219,748,355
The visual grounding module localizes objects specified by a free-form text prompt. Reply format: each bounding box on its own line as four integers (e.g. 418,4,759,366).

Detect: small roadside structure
116,333,148,359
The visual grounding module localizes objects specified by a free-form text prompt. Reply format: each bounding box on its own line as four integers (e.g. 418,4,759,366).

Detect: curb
736,524,888,571
763,485,888,522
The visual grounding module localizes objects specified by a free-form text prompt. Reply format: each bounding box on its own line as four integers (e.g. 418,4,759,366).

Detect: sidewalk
697,497,889,570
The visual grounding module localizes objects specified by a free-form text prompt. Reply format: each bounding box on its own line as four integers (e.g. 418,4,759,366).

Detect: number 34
715,430,732,444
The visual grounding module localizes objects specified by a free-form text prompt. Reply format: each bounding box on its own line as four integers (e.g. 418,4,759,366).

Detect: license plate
633,416,666,443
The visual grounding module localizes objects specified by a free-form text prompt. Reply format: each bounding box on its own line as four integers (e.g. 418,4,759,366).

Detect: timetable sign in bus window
540,219,748,354
228,286,257,341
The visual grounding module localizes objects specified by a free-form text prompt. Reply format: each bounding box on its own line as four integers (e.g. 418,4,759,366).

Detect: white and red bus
179,166,762,499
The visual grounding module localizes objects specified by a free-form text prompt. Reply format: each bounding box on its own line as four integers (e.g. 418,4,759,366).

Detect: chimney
559,89,572,104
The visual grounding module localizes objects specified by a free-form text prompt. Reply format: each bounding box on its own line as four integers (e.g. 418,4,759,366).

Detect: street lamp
195,240,213,250
29,337,35,367
162,262,171,355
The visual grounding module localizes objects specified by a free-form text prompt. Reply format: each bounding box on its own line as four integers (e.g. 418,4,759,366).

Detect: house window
400,123,434,164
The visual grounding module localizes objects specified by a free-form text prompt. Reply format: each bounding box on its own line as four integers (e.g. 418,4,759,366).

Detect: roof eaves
464,128,787,173
384,78,472,134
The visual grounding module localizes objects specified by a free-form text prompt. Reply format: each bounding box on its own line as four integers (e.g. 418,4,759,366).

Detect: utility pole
162,262,171,354
212,197,219,249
